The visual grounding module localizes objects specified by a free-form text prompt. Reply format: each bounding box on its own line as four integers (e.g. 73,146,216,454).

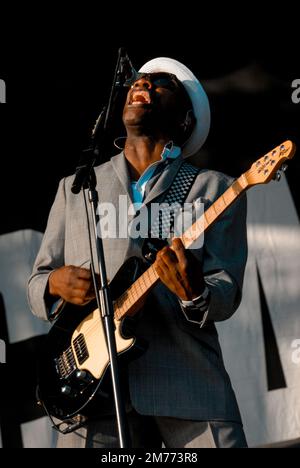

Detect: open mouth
129,90,151,106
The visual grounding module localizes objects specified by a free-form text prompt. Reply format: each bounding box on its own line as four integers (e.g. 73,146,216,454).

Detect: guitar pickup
73,333,89,365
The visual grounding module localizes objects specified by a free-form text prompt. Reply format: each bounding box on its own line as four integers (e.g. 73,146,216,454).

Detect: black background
0,11,299,235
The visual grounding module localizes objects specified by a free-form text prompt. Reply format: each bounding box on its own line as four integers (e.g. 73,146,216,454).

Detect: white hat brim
139,57,210,158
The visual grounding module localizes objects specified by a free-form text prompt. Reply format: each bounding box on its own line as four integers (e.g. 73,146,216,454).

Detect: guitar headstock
245,140,296,186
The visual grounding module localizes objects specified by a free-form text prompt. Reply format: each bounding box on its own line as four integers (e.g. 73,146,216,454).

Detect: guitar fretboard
114,175,247,321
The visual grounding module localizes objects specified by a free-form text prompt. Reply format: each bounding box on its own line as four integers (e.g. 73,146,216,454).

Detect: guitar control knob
76,370,92,383
61,385,73,396
281,164,288,172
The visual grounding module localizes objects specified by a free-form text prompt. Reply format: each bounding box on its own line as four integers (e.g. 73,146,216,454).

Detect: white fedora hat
139,57,211,158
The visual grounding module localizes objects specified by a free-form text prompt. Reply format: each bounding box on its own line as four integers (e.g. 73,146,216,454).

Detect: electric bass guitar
37,140,296,425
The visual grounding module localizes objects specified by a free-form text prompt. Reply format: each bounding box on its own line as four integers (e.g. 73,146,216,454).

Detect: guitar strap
149,162,200,240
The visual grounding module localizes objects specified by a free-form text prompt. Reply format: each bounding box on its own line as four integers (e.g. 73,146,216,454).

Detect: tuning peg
281,163,288,172
273,171,282,182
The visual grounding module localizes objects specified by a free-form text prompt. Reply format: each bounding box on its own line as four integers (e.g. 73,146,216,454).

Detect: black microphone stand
71,48,132,448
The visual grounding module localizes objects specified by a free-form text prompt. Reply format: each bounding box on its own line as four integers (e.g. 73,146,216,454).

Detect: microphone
71,49,135,195
116,48,138,87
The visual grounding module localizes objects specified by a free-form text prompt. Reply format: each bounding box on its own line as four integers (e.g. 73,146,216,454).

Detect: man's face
122,72,189,137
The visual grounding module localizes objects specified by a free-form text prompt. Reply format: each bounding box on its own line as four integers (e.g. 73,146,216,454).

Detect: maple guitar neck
114,174,248,321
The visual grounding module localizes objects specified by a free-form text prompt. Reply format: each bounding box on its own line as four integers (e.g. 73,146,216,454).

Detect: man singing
28,57,248,448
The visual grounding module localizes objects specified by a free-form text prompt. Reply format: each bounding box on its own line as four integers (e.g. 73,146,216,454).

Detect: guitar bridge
55,346,77,379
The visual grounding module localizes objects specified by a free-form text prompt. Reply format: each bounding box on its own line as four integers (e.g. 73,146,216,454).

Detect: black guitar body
37,257,147,423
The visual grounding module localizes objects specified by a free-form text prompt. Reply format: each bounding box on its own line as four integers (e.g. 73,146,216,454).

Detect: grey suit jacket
28,151,248,422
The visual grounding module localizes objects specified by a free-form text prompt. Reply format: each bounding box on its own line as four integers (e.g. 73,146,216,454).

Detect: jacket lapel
110,151,133,203
143,154,184,206
110,150,185,206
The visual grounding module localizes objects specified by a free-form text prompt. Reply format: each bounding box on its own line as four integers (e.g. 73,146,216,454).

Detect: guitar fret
206,207,217,224
141,273,147,290
203,211,210,228
145,269,151,283
148,267,157,282
220,194,226,208
213,202,221,216
114,299,123,320
223,188,233,205
127,289,134,305
130,285,136,300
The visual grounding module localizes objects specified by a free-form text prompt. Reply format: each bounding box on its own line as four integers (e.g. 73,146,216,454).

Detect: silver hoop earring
114,136,127,150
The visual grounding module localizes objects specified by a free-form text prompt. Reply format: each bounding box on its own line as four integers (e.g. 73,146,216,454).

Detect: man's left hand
154,238,205,301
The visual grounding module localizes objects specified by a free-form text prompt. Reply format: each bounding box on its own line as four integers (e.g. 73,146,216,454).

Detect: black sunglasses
132,72,180,91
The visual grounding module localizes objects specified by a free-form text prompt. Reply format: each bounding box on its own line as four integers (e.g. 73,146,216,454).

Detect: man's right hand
48,265,95,306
